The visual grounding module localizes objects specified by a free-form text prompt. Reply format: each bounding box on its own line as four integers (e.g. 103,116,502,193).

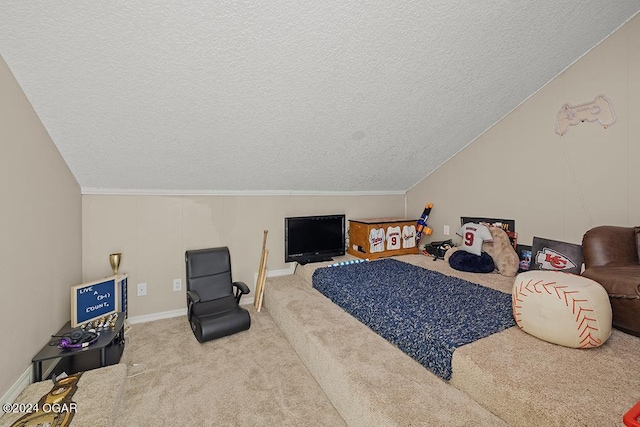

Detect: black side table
32,312,125,382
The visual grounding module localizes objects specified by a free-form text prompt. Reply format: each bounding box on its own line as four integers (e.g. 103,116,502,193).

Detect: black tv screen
285,214,345,264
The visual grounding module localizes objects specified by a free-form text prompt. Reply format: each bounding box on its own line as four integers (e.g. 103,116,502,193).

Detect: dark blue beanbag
449,250,495,273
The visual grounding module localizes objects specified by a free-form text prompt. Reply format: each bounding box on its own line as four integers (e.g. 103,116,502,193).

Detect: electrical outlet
444,225,450,236
173,278,182,292
137,282,147,296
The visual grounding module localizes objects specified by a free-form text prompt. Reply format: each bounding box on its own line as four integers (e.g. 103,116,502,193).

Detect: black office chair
185,247,251,343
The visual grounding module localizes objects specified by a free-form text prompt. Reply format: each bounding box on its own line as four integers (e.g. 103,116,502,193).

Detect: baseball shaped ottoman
512,270,612,348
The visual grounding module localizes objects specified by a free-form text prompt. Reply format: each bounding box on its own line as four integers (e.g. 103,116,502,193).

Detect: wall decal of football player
457,222,493,255
386,226,401,251
369,227,386,253
402,225,417,248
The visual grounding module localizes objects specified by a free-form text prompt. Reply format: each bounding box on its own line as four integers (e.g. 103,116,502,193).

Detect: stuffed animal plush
444,225,519,277
482,225,519,276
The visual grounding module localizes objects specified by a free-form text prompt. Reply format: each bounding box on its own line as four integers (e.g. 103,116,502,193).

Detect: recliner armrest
186,290,201,322
186,290,201,303
233,281,250,295
583,226,639,267
233,281,250,304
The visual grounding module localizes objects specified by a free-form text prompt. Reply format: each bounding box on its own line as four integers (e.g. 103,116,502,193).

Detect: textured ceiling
2,2,639,194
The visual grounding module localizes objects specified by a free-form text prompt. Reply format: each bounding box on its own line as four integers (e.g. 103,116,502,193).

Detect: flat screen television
285,214,346,264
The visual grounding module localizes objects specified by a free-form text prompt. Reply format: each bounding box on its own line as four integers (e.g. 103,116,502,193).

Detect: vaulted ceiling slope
2,3,639,194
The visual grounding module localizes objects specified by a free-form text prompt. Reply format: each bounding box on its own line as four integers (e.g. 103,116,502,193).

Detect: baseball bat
256,250,269,312
254,230,268,309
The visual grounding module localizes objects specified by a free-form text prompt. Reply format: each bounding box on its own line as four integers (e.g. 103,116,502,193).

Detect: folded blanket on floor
312,258,515,380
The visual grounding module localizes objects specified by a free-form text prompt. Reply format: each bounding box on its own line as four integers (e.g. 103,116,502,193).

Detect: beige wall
0,56,82,395
407,14,640,247
7,12,638,397
82,194,404,317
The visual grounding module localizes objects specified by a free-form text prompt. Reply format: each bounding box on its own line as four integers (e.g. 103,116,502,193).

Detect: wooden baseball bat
256,249,269,312
255,257,266,310
254,230,268,309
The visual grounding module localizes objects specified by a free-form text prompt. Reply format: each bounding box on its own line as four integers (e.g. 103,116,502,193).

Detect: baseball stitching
512,278,601,348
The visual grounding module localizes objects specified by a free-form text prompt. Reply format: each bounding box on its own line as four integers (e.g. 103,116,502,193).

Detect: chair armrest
186,290,201,304
233,281,250,295
583,226,639,267
233,281,250,304
186,290,201,321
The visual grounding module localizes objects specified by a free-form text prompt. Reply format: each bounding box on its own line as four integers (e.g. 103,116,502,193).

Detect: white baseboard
1,365,32,406
268,264,297,277
1,267,298,404
253,265,295,286
122,266,295,325
251,265,295,306
127,308,187,325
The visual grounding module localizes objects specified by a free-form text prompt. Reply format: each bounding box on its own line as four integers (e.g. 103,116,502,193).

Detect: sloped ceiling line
1,2,639,193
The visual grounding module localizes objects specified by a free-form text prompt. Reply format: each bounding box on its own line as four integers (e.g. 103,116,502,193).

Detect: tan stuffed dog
482,225,519,276
444,225,519,276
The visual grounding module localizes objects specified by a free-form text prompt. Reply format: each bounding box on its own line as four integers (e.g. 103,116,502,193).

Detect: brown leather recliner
582,225,640,337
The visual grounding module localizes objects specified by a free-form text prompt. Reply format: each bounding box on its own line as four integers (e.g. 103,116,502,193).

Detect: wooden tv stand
347,218,419,260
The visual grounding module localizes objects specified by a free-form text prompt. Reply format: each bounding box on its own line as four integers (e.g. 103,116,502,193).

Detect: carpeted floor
115,255,640,426
117,307,346,427
312,258,515,379
289,255,640,426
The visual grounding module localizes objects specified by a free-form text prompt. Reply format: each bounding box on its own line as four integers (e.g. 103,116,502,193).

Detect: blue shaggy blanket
312,258,515,380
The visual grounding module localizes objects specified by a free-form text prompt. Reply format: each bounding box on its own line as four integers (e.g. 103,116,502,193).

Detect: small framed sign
70,274,128,327
530,237,583,275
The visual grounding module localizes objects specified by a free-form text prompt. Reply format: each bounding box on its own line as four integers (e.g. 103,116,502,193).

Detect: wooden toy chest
347,218,419,260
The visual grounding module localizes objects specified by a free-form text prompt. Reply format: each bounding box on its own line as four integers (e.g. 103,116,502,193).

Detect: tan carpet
0,363,127,427
116,307,346,427
291,255,640,426
451,325,640,427
397,256,640,425
108,254,640,426
264,273,508,426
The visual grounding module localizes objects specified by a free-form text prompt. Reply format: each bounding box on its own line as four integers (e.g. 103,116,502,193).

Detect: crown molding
81,187,406,197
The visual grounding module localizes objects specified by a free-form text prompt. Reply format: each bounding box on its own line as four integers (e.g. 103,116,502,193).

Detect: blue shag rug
312,258,515,380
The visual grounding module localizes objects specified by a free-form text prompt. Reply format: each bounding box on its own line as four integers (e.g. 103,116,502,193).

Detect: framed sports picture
460,217,517,249
529,237,583,274
460,217,515,232
516,244,532,272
